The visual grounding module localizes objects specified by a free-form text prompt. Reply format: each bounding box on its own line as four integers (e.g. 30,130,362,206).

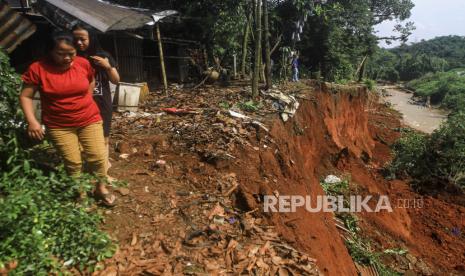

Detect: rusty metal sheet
0,2,36,53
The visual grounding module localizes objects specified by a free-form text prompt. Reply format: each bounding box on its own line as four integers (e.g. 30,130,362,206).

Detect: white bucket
117,82,145,112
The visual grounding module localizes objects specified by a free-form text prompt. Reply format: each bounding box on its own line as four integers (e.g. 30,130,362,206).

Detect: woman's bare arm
19,84,45,140
106,67,120,85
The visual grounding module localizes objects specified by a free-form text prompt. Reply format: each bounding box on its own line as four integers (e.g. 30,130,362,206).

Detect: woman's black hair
72,24,104,57
44,30,75,53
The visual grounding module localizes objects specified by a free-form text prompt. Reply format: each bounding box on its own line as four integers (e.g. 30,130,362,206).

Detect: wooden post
112,33,119,66
155,23,168,94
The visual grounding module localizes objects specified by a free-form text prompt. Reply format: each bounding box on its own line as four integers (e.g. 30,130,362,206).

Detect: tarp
36,0,177,33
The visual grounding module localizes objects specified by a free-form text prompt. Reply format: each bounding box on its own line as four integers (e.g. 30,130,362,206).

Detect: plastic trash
324,175,342,184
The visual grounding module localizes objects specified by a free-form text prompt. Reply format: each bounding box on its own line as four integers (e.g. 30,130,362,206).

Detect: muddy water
382,86,448,134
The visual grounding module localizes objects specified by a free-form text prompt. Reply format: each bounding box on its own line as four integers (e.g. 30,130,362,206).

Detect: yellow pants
47,122,106,178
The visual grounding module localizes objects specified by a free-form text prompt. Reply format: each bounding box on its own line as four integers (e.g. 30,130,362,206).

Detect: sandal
94,189,117,207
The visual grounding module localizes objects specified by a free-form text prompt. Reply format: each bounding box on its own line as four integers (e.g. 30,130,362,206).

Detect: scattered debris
161,107,200,115
106,185,320,275
155,160,167,166
324,175,342,184
118,153,130,160
263,89,300,122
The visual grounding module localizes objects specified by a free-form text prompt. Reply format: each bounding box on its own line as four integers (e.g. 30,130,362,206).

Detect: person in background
72,25,120,181
19,31,116,206
291,54,299,82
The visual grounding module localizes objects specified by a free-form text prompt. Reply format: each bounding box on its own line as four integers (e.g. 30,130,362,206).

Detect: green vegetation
112,0,414,83
363,79,376,91
392,36,465,69
237,100,263,112
367,36,465,82
0,49,115,274
390,112,465,190
406,70,465,111
366,47,448,82
372,38,465,190
320,178,403,275
367,36,465,110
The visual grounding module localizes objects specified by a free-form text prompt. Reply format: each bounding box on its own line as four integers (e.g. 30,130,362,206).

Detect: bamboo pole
155,23,168,94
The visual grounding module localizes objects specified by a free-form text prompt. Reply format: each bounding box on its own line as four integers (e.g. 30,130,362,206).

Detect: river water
381,86,448,134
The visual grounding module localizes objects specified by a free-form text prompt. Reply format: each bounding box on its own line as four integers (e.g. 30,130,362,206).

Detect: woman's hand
27,120,45,140
90,56,111,70
89,56,120,84
19,84,44,140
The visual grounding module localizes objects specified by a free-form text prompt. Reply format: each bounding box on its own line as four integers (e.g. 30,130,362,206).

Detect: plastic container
116,82,145,112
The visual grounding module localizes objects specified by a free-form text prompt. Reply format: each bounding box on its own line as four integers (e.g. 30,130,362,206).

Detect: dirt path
381,86,447,133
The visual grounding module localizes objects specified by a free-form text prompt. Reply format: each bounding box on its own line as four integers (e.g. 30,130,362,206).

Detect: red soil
103,82,465,275
230,84,374,276
341,103,465,275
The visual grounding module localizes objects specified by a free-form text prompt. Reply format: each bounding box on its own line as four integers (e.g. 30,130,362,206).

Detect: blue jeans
292,67,299,82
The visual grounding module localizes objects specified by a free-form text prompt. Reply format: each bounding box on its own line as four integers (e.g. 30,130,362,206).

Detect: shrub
390,113,465,189
406,70,465,110
363,79,376,91
427,112,465,187
0,48,115,274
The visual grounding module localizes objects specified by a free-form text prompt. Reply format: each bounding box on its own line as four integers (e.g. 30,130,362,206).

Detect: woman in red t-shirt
19,31,116,206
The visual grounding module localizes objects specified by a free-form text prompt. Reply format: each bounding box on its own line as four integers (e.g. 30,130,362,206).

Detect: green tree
289,0,414,81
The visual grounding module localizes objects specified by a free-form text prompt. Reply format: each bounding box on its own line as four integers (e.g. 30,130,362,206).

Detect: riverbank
380,85,448,134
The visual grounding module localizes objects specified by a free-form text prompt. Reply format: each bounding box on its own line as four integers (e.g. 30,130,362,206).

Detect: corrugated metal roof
0,2,36,53
36,0,155,32
6,0,31,9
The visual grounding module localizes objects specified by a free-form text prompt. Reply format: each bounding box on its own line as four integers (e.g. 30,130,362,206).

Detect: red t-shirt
22,56,102,128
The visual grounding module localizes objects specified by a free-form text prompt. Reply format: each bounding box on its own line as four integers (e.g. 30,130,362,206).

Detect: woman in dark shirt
72,25,120,180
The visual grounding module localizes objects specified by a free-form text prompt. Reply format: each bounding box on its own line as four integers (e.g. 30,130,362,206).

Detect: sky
375,0,465,48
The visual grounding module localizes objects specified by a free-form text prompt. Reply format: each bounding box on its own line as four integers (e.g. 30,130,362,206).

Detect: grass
320,176,405,276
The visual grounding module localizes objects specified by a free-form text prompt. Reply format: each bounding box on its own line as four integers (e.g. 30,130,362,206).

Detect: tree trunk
241,10,252,78
356,55,368,82
252,0,262,97
263,0,272,89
